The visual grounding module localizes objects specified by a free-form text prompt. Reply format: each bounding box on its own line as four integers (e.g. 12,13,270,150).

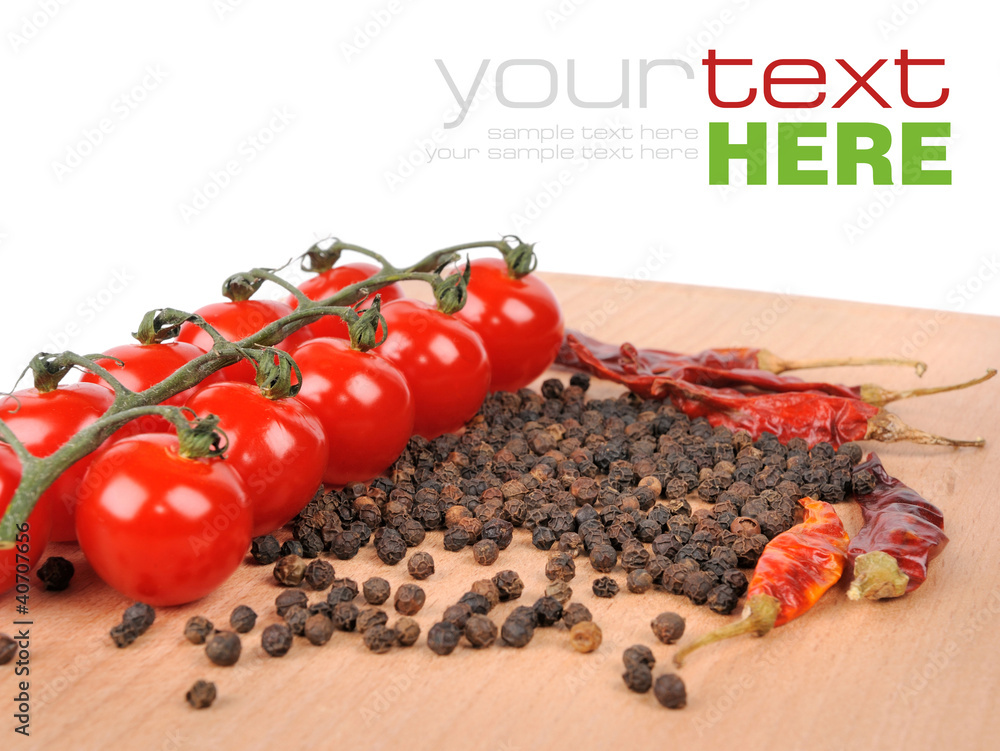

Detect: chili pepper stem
848,551,909,601
672,594,781,667
865,410,985,447
859,369,996,407
758,351,928,377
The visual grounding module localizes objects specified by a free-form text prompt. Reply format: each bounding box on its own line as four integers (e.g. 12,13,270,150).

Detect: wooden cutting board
4,273,998,751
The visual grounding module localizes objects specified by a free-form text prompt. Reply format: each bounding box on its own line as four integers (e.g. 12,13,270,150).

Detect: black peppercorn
531,526,558,550
427,621,462,655
205,631,242,666
707,584,741,615
275,589,308,617
250,535,281,565
720,568,749,596
592,576,619,598
492,570,525,602
470,579,500,610
329,529,362,560
442,525,472,551
109,622,139,649
472,539,500,566
280,539,304,558
183,616,215,645
569,621,602,653
261,623,293,657
304,613,334,646
562,602,593,629
407,551,436,579
283,605,308,636
653,673,687,709
356,608,389,633
464,614,499,648
303,559,336,590
544,581,573,605
589,543,617,573
362,577,391,605
626,569,653,594
532,596,564,627
330,601,360,631
123,602,155,635
682,570,718,605
622,644,655,671
482,518,514,550
230,605,257,634
186,680,217,709
500,616,534,648
374,527,407,565
273,554,307,586
651,612,685,644
394,617,420,647
394,584,426,616
36,556,74,591
443,603,474,629
364,624,398,653
545,552,576,582
327,585,357,605
623,663,653,693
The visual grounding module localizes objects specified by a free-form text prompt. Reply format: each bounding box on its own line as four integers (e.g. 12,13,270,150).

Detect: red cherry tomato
0,384,115,542
375,300,490,440
453,257,564,392
80,341,223,436
185,382,328,536
286,263,405,340
293,338,414,486
177,300,313,384
0,445,52,595
75,433,252,606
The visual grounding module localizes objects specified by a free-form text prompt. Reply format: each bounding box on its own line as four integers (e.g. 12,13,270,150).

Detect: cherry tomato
75,433,252,606
293,338,414,486
80,341,223,436
0,445,52,595
286,263,405,341
375,300,490,440
453,257,564,392
0,383,115,542
185,382,328,536
177,300,313,383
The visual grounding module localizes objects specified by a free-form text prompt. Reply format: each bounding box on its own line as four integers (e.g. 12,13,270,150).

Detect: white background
1,0,997,388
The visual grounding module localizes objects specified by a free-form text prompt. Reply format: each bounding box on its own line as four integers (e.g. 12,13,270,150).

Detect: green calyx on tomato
347,296,388,352
434,260,471,315
497,235,538,279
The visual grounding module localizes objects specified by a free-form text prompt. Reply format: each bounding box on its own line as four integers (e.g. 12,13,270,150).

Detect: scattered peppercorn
394,617,420,647
472,539,500,566
562,603,593,629
492,570,524,601
589,544,617,573
123,602,155,635
275,590,308,617
545,552,576,582
626,569,654,594
356,608,389,633
442,525,472,552
327,586,357,605
183,616,214,645
303,559,336,590
36,556,74,591
364,624,397,654
261,623,293,657
533,596,564,627
464,614,499,648
330,602,359,631
592,576,620,598
622,645,655,671
109,622,139,649
280,539,304,558
394,583,426,616
470,579,500,610
251,535,281,565
374,528,407,565
230,606,257,634
185,680,217,709
653,674,687,709
623,663,653,693
500,616,534,648
283,606,309,636
205,631,242,666
651,612,685,645
362,577,391,605
273,555,307,586
407,551,436,580
569,621,603,653
304,613,334,646
427,621,461,655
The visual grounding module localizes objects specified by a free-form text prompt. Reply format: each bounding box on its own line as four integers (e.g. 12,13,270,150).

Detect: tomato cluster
0,246,563,606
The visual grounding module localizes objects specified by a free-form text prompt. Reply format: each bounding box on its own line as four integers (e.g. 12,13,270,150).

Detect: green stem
0,239,503,542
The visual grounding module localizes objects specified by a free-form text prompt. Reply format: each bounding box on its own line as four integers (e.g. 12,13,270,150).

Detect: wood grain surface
3,273,999,751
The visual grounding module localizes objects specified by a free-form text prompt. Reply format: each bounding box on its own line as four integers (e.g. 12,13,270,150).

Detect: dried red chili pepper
673,497,849,667
846,453,948,600
643,374,985,449
558,331,994,407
